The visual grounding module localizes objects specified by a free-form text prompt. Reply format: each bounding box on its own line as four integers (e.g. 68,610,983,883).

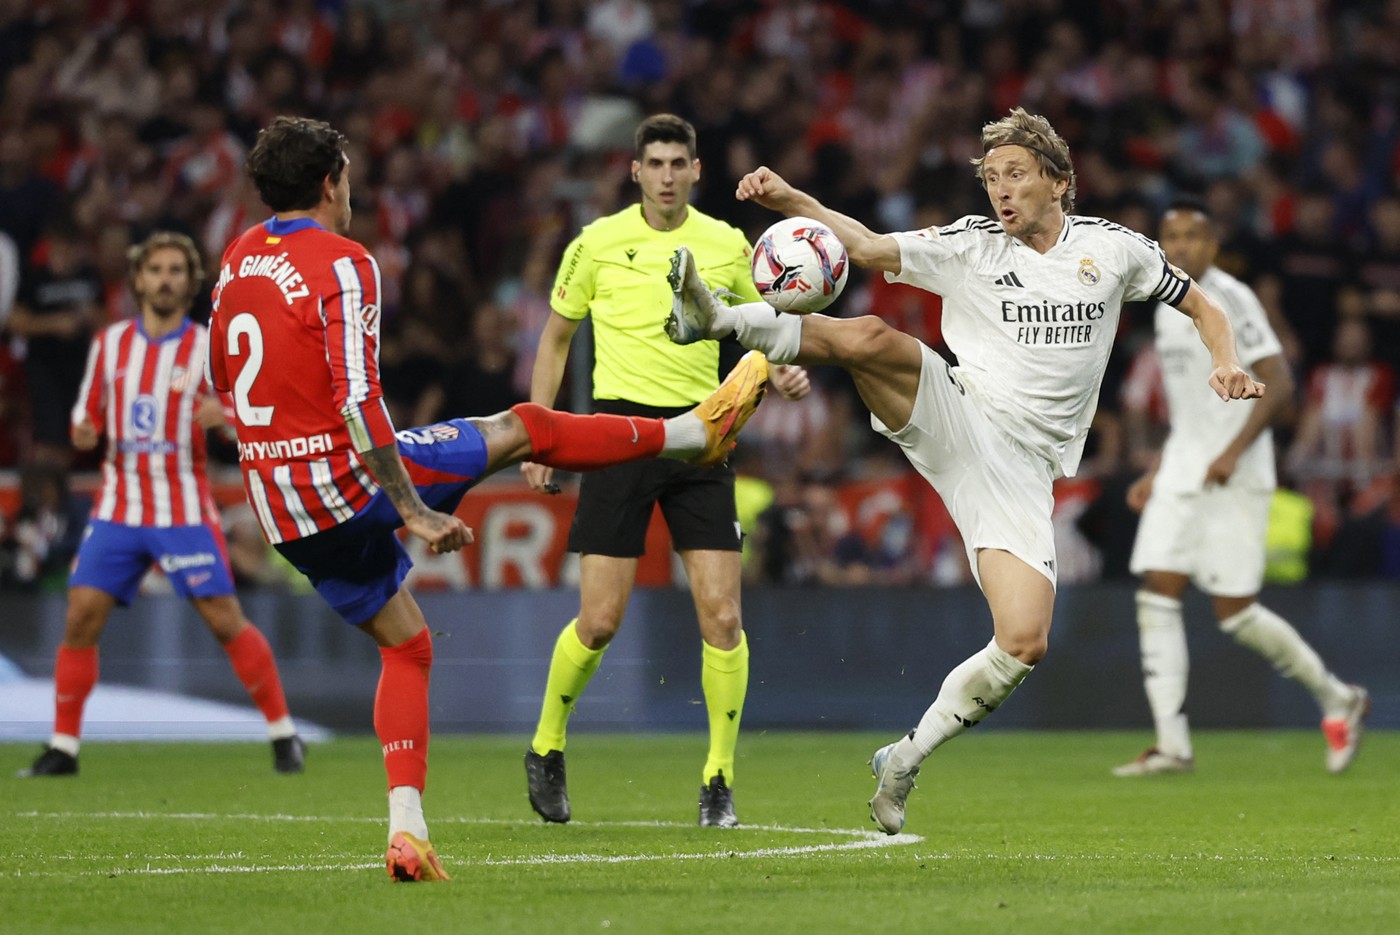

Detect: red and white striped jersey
207,217,397,544
72,317,219,528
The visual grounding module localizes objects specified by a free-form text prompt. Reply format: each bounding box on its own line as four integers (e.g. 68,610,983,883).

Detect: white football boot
868,741,920,835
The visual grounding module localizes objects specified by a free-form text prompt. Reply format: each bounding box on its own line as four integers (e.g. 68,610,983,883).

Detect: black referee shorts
567,400,741,557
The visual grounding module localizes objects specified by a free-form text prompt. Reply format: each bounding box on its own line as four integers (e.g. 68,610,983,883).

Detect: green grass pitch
3,731,1396,934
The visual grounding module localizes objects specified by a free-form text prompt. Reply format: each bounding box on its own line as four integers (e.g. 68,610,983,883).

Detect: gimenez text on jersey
213,252,312,308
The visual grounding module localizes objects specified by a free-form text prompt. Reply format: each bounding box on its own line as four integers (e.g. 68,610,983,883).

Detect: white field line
8,812,922,876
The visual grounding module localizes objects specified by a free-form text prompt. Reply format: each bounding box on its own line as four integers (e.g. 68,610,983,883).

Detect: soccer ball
751,216,849,314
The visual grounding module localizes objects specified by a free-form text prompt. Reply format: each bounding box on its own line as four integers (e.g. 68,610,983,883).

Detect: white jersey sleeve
884,216,1003,294
1093,219,1192,307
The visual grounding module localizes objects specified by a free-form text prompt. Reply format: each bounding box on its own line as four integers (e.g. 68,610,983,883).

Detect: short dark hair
246,116,348,212
634,113,697,161
1163,195,1211,221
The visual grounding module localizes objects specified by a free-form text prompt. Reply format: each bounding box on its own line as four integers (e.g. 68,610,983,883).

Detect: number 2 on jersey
226,313,275,426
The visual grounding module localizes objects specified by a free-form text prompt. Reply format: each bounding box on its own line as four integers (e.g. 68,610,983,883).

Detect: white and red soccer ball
750,216,849,314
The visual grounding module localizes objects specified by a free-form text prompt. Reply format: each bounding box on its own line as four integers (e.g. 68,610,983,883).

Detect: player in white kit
1113,199,1369,778
665,108,1264,834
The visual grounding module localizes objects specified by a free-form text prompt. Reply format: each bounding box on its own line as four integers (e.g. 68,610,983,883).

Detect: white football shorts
872,343,1058,589
1129,485,1272,596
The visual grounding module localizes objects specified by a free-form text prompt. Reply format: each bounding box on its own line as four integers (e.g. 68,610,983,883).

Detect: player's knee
476,409,533,467
999,632,1047,666
696,595,740,635
63,599,107,645
575,612,622,649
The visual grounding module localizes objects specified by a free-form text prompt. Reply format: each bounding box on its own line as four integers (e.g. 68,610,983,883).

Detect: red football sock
53,645,98,738
375,628,433,792
511,402,665,470
222,625,290,723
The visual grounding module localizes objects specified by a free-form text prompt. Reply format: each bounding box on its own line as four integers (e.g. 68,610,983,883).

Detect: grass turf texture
2,731,1396,934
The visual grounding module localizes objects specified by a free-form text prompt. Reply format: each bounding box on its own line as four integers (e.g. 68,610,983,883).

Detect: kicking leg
464,351,768,475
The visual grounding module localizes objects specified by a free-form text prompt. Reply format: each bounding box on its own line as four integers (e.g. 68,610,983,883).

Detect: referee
521,113,805,828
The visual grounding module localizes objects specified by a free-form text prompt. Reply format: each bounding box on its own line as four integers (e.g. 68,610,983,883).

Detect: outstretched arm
736,166,902,274
1176,282,1266,401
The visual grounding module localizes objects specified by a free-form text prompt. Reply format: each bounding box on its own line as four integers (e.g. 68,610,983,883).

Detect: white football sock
660,412,706,459
1219,603,1353,717
1136,591,1192,759
895,638,1033,761
388,785,429,844
732,302,802,363
49,733,79,757
266,715,297,741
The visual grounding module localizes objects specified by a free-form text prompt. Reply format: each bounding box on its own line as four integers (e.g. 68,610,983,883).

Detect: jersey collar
136,315,191,344
263,216,326,236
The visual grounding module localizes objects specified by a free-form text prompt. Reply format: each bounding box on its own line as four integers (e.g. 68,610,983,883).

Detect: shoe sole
665,248,704,344
694,352,768,468
387,832,450,882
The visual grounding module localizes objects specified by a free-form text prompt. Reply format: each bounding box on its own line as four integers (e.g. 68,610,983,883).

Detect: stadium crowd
2,0,1400,589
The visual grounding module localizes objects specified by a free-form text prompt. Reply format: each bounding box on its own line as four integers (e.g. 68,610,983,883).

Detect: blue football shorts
273,419,489,626
69,519,236,605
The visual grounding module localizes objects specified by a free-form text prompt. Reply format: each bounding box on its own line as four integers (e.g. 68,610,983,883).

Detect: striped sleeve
1119,231,1191,307
325,252,395,452
71,328,107,430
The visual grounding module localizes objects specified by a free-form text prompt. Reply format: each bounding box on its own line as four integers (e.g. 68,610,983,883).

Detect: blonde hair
971,107,1076,212
127,230,205,303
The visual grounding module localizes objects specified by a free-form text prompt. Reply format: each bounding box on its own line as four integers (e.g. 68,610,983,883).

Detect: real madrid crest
1078,257,1100,286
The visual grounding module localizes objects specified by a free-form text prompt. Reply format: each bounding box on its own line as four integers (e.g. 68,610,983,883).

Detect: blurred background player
667,108,1263,834
19,231,304,779
1113,199,1369,777
210,116,767,880
520,114,808,829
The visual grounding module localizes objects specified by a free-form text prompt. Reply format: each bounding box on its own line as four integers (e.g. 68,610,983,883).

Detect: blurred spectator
1173,75,1267,185
760,474,875,587
0,128,59,260
0,462,87,591
1286,317,1394,490
417,300,525,424
1255,189,1352,372
1356,194,1400,374
6,220,99,466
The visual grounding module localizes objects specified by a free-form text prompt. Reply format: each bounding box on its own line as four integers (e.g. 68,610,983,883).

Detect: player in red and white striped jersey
209,117,767,882
20,231,305,781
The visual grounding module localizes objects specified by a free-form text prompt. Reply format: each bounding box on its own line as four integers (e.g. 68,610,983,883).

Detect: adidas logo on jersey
994,271,1025,287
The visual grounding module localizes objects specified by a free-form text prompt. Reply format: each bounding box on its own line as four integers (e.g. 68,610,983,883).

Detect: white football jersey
885,215,1190,476
1152,266,1281,492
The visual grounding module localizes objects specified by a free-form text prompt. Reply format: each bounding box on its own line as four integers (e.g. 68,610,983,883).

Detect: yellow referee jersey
551,204,761,407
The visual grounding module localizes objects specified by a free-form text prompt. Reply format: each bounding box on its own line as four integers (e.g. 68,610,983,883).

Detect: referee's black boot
525,748,571,823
